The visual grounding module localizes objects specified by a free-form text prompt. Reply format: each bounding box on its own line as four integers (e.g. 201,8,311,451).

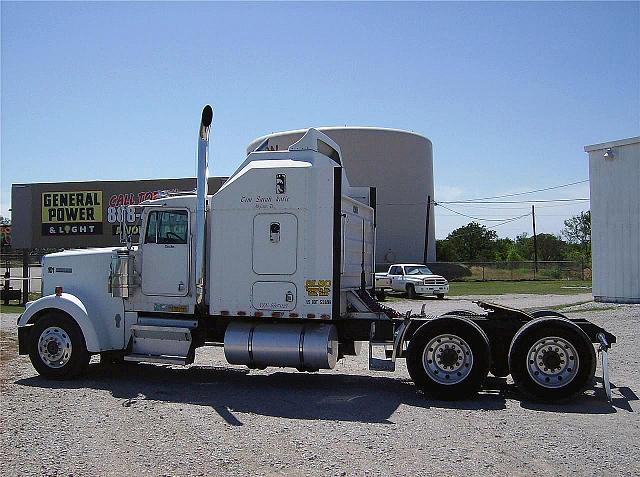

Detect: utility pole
423,195,431,265
532,205,538,279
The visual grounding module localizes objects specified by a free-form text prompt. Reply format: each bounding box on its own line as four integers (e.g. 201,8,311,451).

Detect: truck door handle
178,281,185,291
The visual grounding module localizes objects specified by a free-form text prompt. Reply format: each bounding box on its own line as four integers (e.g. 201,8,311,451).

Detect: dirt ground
1,294,639,476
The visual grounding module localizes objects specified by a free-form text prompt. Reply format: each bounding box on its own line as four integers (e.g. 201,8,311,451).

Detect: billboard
11,177,227,249
41,191,103,236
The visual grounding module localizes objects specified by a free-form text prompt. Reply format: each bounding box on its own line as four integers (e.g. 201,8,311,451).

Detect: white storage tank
248,127,435,269
585,136,640,303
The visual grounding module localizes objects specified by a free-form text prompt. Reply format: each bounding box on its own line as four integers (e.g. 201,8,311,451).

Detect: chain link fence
425,261,590,282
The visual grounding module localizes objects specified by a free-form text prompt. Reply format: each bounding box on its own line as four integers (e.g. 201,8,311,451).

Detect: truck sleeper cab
16,106,616,402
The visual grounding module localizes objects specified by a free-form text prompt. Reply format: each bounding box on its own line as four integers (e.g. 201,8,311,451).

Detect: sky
1,1,638,239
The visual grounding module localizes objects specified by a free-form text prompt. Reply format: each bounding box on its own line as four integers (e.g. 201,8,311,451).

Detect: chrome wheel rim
422,334,473,385
527,336,579,388
38,327,73,368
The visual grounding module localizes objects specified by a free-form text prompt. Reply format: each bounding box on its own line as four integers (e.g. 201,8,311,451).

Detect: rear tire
406,284,417,299
407,317,491,399
529,310,567,319
508,318,596,401
28,313,89,379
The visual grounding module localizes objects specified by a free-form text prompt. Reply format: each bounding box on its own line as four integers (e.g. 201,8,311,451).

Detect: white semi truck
17,106,616,401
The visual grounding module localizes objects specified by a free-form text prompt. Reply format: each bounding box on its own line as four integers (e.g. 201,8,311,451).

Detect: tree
561,211,591,260
514,233,533,260
436,239,459,262
493,238,513,262
446,222,498,261
535,233,566,261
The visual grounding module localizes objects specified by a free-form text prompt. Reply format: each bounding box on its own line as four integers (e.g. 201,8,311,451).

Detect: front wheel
508,318,596,401
406,284,417,299
436,294,445,300
28,313,89,379
406,317,491,399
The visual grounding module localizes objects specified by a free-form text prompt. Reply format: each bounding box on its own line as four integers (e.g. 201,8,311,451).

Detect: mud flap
597,332,612,402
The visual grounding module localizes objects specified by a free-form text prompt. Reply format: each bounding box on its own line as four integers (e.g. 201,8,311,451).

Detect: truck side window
144,211,158,244
145,210,188,244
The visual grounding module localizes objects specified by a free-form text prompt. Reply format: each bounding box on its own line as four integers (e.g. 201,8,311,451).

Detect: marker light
54,286,63,296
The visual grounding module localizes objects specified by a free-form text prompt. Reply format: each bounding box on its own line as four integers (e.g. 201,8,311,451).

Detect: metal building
247,127,435,269
585,136,640,304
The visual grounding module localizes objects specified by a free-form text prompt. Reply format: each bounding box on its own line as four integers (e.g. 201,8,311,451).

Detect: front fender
18,293,101,352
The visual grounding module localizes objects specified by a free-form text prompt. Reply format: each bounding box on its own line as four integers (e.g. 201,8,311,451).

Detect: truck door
141,209,191,296
389,266,404,291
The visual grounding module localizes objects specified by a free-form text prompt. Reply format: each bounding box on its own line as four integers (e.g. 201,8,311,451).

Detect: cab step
123,354,188,365
128,324,193,364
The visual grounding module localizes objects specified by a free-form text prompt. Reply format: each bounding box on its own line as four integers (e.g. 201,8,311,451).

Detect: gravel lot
1,294,639,476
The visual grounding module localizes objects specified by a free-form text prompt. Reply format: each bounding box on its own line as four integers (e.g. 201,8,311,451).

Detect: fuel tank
224,321,338,371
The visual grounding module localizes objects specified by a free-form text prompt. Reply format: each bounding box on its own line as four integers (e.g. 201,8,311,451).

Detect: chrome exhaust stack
195,105,213,309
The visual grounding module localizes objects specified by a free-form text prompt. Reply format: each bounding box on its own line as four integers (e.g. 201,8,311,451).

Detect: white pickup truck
375,264,449,299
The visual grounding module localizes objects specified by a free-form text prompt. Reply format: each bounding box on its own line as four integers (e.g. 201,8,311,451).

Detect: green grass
0,293,40,315
1,304,25,314
447,280,592,296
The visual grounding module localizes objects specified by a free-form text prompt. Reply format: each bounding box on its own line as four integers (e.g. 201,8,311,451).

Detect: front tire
508,318,596,401
436,294,445,300
406,284,417,299
28,313,89,379
407,317,491,399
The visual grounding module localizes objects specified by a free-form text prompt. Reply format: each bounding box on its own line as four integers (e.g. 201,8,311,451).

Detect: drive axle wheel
508,318,596,401
407,317,491,400
28,313,89,379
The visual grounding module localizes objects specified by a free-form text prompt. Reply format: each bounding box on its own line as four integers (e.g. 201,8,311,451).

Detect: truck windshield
405,266,433,275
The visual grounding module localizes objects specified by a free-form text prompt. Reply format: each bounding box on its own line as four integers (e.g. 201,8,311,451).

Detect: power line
439,198,589,204
438,179,589,203
487,213,531,229
436,203,531,223
445,201,587,210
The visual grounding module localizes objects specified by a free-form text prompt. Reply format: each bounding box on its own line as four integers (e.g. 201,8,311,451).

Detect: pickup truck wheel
436,294,445,300
406,284,417,299
28,313,89,379
508,318,596,401
375,290,386,301
407,317,491,399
